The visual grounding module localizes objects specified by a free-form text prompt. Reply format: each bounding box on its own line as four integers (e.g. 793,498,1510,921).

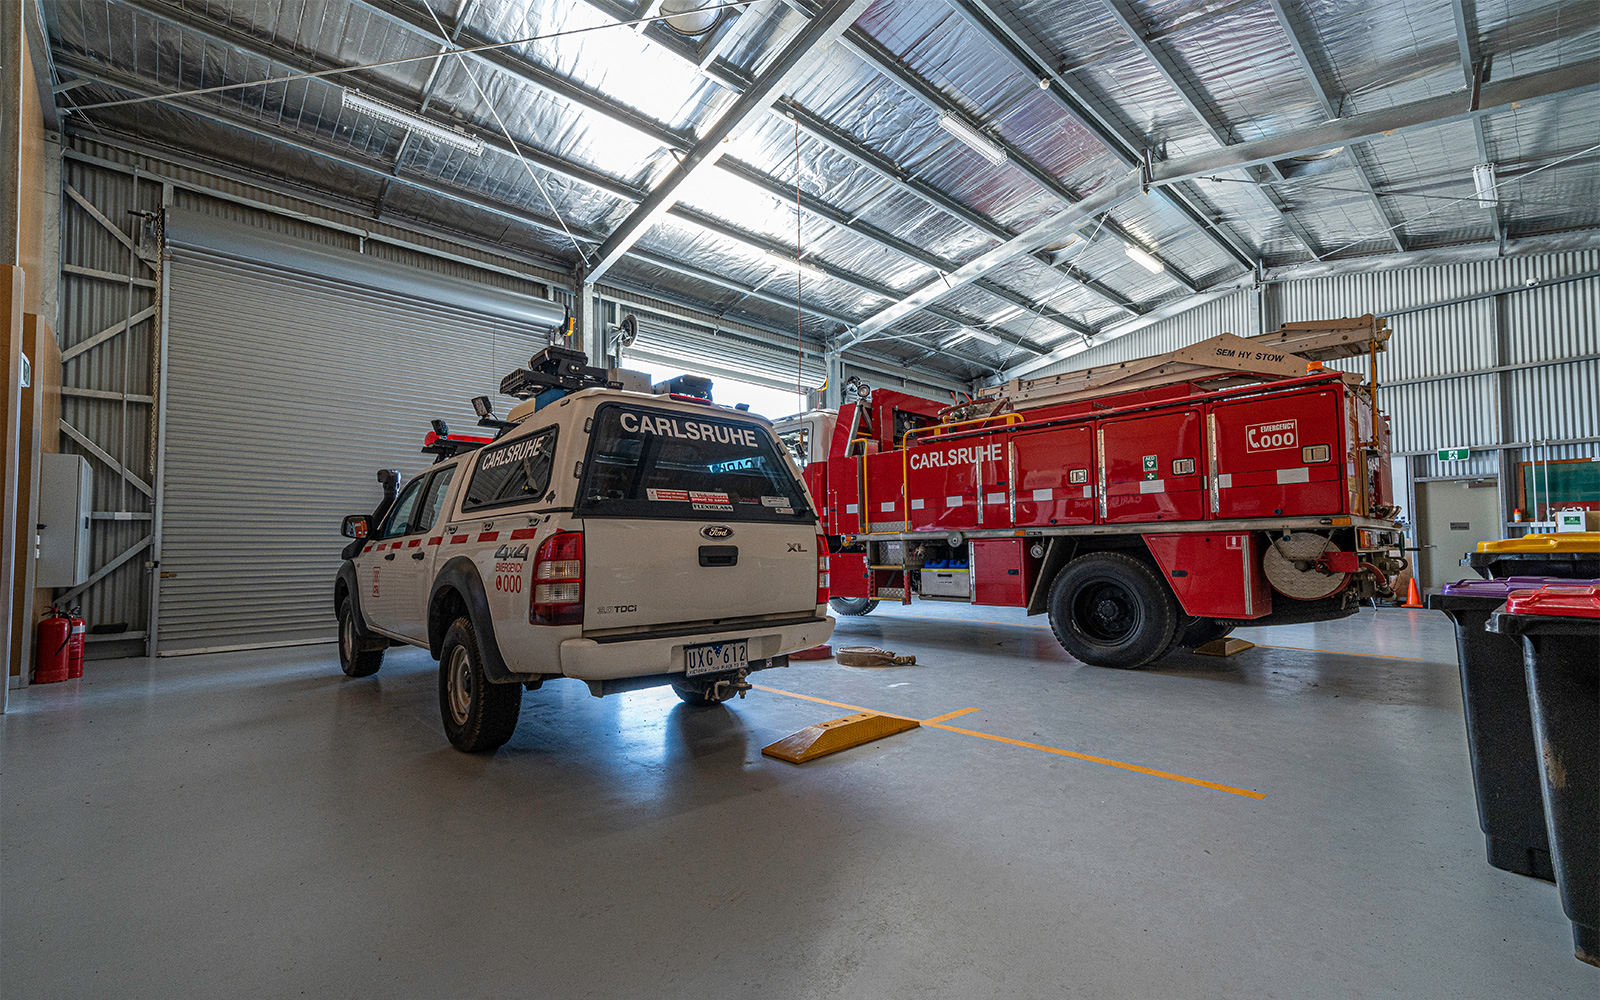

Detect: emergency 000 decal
909,442,1003,470
1245,419,1298,452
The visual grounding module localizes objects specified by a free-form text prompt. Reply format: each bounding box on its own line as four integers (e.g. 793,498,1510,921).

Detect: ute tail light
816,533,830,605
531,531,584,626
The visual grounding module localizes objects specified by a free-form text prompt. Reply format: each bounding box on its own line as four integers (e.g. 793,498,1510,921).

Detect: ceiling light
937,113,1008,166
1473,163,1498,207
1124,243,1165,273
342,90,484,155
765,251,826,282
660,0,725,36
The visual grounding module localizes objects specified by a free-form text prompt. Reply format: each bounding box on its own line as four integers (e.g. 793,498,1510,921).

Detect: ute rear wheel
1047,552,1182,669
337,595,384,678
439,616,522,753
829,597,879,616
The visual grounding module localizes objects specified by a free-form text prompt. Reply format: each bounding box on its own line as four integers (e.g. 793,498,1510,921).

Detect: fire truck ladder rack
990,314,1390,413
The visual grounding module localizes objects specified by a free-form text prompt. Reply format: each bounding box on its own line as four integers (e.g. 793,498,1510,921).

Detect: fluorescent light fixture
1124,243,1165,273
989,305,1024,324
765,251,826,281
945,327,1001,349
342,89,484,155
1473,163,1498,206
937,113,1008,166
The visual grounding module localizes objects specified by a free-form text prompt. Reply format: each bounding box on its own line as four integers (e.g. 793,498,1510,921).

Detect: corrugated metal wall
57,159,164,658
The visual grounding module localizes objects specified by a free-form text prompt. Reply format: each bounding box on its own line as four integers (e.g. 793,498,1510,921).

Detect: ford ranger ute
334,347,834,752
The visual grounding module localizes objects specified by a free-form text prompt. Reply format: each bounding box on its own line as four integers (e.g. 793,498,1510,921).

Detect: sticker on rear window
690,491,729,505
646,488,690,502
761,496,792,507
692,502,733,512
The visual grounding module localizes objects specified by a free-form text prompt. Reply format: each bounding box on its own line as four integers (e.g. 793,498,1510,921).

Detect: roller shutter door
155,213,562,654
626,311,825,392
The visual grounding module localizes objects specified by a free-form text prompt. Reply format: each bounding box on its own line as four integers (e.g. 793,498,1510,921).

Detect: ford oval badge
700,524,734,540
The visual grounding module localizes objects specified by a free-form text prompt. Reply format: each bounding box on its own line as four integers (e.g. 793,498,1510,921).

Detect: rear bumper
559,614,834,681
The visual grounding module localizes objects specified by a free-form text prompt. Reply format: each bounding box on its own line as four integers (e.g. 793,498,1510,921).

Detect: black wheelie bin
1489,584,1600,967
1427,577,1588,880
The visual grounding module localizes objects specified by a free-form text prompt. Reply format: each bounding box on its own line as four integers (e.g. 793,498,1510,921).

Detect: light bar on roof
342,89,484,156
1124,243,1165,274
937,113,1007,166
764,250,827,282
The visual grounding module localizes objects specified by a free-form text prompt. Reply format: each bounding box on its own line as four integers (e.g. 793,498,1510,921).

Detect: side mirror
341,515,370,539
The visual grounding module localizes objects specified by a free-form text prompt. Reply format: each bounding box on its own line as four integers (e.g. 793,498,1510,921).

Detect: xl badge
699,524,734,540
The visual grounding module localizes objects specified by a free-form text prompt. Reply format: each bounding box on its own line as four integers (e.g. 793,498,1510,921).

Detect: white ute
333,347,834,752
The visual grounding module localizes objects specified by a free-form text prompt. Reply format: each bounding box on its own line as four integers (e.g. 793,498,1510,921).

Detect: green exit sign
1438,447,1471,461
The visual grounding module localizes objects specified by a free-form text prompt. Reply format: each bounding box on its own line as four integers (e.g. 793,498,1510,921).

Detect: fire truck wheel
829,597,879,616
439,616,522,753
337,595,384,678
1177,618,1234,649
1047,553,1182,669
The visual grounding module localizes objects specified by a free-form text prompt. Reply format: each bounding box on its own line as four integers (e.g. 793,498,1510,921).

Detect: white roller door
155,211,562,654
625,310,826,392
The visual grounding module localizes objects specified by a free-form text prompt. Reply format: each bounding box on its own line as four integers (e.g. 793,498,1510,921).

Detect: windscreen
577,403,813,522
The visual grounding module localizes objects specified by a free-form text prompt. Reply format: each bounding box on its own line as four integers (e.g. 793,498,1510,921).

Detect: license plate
684,640,749,677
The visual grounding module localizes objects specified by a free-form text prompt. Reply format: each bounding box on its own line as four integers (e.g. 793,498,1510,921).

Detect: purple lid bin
1440,576,1586,599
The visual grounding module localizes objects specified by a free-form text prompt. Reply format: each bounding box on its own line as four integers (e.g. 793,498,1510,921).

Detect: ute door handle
698,545,738,567
411,551,425,560
384,552,396,561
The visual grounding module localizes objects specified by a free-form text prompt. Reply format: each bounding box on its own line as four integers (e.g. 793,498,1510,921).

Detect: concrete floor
3,605,1592,998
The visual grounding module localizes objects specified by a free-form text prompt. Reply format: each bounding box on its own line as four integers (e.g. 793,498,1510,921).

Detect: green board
1521,460,1600,511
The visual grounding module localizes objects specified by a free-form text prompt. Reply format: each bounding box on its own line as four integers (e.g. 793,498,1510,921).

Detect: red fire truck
778,316,1409,669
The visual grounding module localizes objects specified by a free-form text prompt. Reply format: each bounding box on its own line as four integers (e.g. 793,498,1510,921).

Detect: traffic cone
1404,577,1423,608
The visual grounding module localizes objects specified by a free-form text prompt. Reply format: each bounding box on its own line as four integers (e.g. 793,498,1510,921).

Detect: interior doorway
1415,478,1502,592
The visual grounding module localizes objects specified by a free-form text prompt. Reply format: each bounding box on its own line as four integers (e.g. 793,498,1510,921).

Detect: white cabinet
37,454,92,588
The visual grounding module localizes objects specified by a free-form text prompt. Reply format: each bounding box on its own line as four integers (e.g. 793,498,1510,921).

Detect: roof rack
499,345,620,400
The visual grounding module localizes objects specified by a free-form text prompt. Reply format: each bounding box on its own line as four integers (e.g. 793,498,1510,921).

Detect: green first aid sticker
1142,455,1157,471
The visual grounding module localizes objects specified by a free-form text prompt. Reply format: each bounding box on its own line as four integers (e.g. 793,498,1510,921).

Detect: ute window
463,427,558,513
376,477,426,539
416,466,457,532
578,404,812,522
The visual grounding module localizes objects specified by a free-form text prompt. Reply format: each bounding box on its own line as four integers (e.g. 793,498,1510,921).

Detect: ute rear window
578,404,812,522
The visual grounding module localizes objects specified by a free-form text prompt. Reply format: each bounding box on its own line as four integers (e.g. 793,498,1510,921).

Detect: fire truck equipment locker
1210,387,1346,518
973,538,1036,606
1012,425,1097,527
1143,533,1273,619
1100,408,1206,523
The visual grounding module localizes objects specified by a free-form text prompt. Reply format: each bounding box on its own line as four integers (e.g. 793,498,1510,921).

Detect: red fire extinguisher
34,608,70,685
67,606,86,679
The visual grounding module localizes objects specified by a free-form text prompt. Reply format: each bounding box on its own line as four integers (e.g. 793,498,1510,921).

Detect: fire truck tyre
337,595,383,678
829,597,879,616
672,682,731,706
439,616,522,753
1047,553,1182,669
1178,618,1234,649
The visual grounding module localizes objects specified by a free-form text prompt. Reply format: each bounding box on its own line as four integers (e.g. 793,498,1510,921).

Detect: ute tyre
1178,618,1235,649
829,597,879,617
672,681,731,706
439,616,522,753
1047,553,1182,669
338,595,384,678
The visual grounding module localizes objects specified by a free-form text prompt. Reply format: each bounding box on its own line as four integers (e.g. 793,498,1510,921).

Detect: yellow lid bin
1476,532,1600,554
1469,532,1600,580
